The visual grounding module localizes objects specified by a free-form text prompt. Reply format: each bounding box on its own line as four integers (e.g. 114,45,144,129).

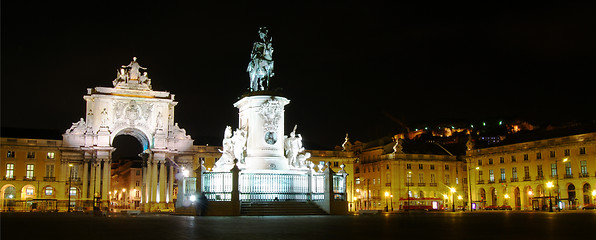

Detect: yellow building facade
0,138,69,211
352,141,467,212
467,131,596,210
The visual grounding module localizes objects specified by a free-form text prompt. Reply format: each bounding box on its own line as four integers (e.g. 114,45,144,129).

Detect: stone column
143,160,151,204
82,161,89,199
101,160,110,200
168,164,174,204
94,161,101,197
159,160,166,203
89,162,96,197
142,161,148,204
230,163,241,216
150,160,158,202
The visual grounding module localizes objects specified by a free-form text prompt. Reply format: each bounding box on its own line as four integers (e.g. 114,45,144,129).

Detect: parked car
484,206,498,210
582,204,596,210
498,205,512,210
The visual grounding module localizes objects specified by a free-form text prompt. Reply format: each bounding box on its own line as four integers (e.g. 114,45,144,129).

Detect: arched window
44,187,54,196
583,183,591,204
3,186,16,199
69,187,77,196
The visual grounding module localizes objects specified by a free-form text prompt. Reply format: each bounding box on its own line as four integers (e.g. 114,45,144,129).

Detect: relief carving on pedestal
258,98,283,145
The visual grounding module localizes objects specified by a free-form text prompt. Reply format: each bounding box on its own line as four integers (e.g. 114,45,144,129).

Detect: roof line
433,143,453,156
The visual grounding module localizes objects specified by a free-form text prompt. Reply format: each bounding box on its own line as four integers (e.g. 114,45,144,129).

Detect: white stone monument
214,28,310,172
62,57,194,211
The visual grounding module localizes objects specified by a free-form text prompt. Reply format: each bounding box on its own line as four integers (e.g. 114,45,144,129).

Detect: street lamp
384,191,389,212
406,171,412,212
546,181,554,212
450,187,456,212
390,194,394,211
68,163,73,212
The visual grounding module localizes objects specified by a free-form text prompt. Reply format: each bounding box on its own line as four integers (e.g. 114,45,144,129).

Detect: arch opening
114,128,150,151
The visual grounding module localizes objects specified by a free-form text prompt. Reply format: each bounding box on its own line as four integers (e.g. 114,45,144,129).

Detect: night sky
2,2,596,149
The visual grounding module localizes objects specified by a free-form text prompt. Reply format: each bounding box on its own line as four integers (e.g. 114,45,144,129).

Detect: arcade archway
61,58,195,211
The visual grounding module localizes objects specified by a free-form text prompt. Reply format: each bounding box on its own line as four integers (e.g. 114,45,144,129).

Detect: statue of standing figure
215,126,235,170
232,128,247,164
285,125,306,167
215,126,248,170
247,27,275,92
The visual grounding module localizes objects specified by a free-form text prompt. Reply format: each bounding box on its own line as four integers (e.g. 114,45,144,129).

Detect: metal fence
203,172,233,201
201,170,345,202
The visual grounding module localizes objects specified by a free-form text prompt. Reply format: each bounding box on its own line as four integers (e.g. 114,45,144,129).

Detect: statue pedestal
234,94,290,171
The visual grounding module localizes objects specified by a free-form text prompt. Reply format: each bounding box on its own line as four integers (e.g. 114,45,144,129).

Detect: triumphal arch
61,57,194,211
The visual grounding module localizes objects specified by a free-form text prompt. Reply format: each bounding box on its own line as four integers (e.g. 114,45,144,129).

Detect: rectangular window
45,165,54,177
565,162,572,177
551,163,557,177
477,160,482,166
136,181,140,187
419,164,423,170
523,154,529,161
489,158,494,165
549,151,555,158
478,170,483,181
333,162,339,167
579,147,586,155
537,165,543,177
444,174,450,185
406,164,411,170
69,187,77,196
406,173,412,184
564,149,570,156
524,166,530,179
355,178,360,185
489,170,495,182
418,173,424,183
27,152,35,159
6,163,15,178
47,152,55,159
430,164,435,170
26,164,35,179
445,165,450,170
500,168,506,181
430,174,436,183
511,156,516,162
499,157,504,164
512,167,517,179
136,170,141,176
26,187,34,195
536,152,542,160
580,160,588,175
71,166,79,179
7,151,15,158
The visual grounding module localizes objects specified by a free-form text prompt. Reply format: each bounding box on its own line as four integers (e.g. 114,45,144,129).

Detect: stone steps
241,201,328,216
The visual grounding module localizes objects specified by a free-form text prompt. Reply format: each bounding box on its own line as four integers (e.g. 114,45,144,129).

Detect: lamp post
546,181,554,212
68,164,73,212
450,187,456,212
384,191,389,212
406,171,411,212
390,194,394,211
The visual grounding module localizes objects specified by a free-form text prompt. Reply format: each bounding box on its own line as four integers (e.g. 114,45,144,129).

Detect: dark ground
2,212,595,240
